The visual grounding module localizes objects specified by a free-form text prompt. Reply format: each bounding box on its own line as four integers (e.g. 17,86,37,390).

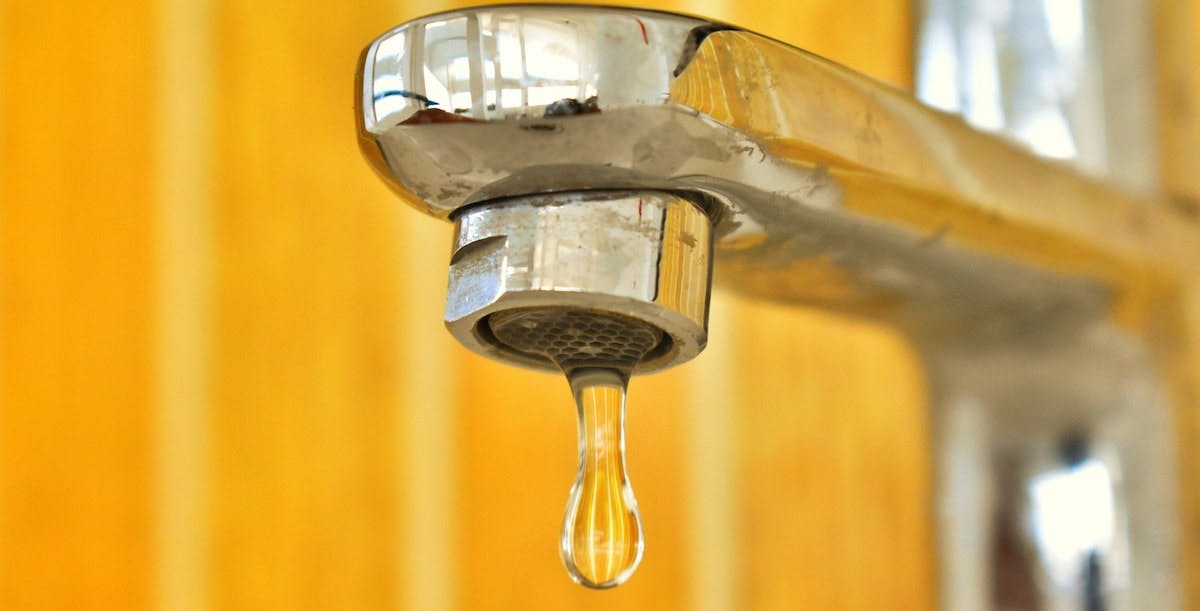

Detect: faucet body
358,5,1200,609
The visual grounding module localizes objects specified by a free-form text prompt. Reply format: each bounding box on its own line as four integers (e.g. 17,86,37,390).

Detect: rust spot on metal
635,18,648,44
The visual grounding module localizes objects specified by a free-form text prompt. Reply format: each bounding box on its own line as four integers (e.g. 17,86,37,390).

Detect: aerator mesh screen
488,308,662,372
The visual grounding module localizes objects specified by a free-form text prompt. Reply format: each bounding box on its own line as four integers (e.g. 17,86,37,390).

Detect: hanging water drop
560,368,643,589
487,307,662,589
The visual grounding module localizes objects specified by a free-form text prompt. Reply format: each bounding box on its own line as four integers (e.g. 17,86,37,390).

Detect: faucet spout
356,5,1200,609
445,190,711,374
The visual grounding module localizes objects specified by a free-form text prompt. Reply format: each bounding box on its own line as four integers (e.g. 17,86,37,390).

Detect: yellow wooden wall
15,0,1184,609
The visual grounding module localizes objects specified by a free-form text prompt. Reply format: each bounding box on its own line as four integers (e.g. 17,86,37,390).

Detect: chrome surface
446,191,710,374
357,5,1185,609
364,5,715,129
360,5,740,217
357,5,1115,343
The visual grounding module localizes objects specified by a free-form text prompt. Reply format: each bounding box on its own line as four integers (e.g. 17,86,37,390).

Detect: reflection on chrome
365,7,707,129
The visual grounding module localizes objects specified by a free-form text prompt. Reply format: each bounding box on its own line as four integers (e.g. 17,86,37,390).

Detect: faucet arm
356,6,1199,608
358,7,1200,341
669,30,1200,330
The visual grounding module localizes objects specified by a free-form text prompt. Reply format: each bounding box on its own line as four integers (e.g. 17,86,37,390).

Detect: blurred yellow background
1,0,1195,609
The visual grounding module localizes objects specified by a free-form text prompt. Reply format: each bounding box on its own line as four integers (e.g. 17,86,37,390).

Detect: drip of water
560,368,644,589
486,308,659,589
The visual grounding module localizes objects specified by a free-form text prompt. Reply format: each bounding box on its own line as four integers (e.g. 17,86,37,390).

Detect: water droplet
560,368,643,589
486,308,659,588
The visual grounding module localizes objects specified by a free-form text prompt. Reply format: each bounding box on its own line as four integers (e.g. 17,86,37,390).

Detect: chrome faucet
356,5,1198,608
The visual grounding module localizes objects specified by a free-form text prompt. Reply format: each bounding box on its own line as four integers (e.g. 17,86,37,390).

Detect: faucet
356,5,1199,608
